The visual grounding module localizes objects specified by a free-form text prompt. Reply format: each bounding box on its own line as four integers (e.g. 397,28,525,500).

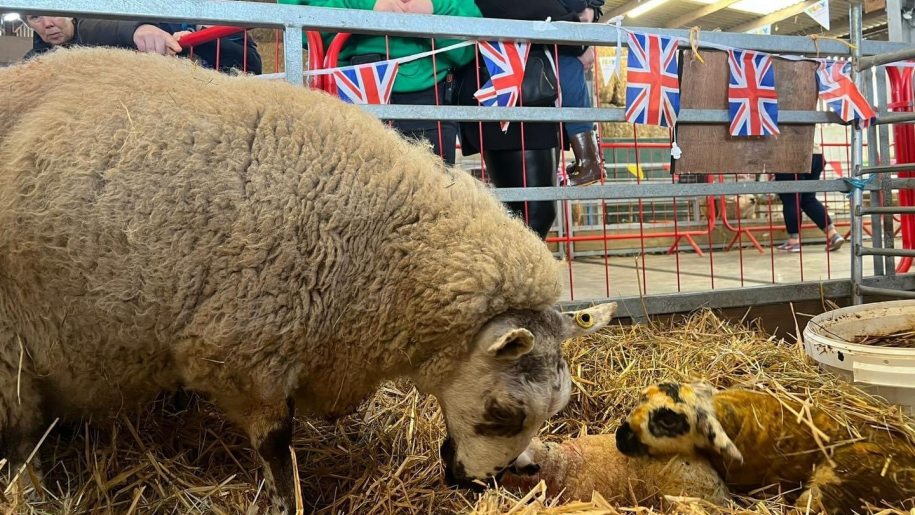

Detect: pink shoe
777,241,801,252
827,234,845,252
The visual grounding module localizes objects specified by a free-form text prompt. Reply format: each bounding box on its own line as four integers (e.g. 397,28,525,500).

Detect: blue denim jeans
557,54,594,136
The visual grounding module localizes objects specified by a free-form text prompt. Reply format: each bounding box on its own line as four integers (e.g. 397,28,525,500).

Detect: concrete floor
555,237,888,303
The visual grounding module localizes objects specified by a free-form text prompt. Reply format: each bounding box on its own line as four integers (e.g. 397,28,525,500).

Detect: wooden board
864,0,886,14
673,50,818,175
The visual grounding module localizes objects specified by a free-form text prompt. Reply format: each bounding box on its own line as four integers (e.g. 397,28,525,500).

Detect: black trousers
483,148,559,240
388,86,458,165
774,154,831,234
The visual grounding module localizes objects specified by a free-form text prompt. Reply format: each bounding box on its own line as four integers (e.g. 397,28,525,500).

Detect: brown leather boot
566,131,604,186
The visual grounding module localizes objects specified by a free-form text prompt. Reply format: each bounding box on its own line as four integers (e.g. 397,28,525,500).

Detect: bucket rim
804,299,915,357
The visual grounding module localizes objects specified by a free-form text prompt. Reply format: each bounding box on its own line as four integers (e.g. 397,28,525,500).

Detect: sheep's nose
440,437,502,490
615,423,650,457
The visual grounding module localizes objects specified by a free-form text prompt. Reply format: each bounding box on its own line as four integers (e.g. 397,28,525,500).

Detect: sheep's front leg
0,335,47,499
218,396,298,515
254,399,297,514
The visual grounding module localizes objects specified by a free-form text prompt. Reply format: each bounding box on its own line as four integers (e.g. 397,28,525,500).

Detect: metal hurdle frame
5,0,915,318
850,0,915,303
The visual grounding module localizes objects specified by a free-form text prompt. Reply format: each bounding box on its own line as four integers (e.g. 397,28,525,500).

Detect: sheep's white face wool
433,303,617,487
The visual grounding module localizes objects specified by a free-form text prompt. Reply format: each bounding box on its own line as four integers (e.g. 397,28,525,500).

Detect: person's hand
374,0,409,12
171,30,193,43
134,24,182,55
578,46,595,71
578,7,595,23
402,0,433,14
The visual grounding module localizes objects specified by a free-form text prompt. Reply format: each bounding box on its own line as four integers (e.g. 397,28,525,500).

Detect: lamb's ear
696,407,744,463
562,302,618,339
688,381,719,401
485,328,535,360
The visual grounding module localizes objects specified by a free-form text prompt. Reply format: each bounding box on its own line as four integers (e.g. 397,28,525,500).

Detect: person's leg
800,154,844,250
798,192,832,232
483,148,559,239
558,54,593,137
775,173,802,249
557,54,602,186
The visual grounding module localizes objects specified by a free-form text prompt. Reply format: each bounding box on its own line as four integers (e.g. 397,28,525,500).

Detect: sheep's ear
696,407,743,463
485,328,535,360
562,302,618,339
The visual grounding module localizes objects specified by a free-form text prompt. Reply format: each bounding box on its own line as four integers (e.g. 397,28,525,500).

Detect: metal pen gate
4,0,915,319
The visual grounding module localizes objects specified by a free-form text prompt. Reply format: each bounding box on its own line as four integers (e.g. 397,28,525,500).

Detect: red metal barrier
307,31,327,90
175,26,325,89
176,26,244,47
887,66,915,273
320,32,351,95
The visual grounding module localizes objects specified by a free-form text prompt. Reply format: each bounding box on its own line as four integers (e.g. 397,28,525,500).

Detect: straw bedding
4,309,914,514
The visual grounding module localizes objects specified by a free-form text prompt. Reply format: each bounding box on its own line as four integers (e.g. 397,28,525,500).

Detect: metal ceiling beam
728,0,821,33
665,0,742,28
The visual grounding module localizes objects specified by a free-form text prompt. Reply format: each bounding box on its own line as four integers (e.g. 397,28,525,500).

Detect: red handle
177,26,246,48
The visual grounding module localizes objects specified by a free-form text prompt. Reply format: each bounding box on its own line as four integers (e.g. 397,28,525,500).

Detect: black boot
483,148,559,240
566,131,603,186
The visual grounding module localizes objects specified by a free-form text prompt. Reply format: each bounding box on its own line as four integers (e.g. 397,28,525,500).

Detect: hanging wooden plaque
673,49,818,175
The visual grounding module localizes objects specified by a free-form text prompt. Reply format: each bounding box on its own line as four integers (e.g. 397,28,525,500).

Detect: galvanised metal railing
5,0,914,318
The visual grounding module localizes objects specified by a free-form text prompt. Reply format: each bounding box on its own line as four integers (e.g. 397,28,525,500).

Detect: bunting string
253,16,889,133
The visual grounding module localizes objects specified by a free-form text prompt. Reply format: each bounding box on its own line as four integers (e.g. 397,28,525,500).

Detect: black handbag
453,47,559,108
519,48,559,107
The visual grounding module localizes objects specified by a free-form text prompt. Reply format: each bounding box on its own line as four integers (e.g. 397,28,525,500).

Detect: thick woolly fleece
0,48,561,443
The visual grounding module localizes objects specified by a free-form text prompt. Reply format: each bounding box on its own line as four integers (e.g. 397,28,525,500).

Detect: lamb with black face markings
616,381,915,514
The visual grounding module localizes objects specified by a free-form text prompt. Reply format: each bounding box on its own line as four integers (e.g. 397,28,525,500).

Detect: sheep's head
615,381,743,463
429,302,617,489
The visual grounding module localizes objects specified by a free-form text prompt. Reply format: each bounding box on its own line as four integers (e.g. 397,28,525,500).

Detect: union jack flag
474,41,530,131
816,60,876,129
332,61,399,105
625,32,680,128
727,49,779,137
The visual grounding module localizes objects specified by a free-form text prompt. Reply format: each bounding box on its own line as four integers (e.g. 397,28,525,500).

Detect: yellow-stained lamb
616,382,915,514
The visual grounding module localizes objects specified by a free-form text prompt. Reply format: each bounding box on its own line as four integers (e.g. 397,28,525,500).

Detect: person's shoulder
26,34,52,59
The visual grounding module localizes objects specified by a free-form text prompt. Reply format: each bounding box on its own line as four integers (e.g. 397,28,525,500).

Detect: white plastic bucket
803,299,915,414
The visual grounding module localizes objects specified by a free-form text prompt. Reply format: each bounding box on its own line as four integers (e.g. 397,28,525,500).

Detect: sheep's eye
648,408,690,437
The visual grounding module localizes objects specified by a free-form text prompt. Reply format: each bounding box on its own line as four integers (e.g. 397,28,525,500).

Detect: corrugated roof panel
603,0,878,38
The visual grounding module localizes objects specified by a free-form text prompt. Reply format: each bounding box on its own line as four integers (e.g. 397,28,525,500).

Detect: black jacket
476,0,586,56
26,18,146,59
458,0,583,154
25,18,262,75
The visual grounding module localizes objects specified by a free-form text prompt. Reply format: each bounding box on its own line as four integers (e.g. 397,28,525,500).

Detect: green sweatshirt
278,0,482,93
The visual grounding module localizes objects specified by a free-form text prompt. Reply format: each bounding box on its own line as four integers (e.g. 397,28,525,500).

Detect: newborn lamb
500,433,731,508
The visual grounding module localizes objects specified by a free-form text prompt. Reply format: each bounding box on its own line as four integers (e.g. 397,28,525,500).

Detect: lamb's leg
803,442,915,514
216,395,298,515
794,460,849,515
